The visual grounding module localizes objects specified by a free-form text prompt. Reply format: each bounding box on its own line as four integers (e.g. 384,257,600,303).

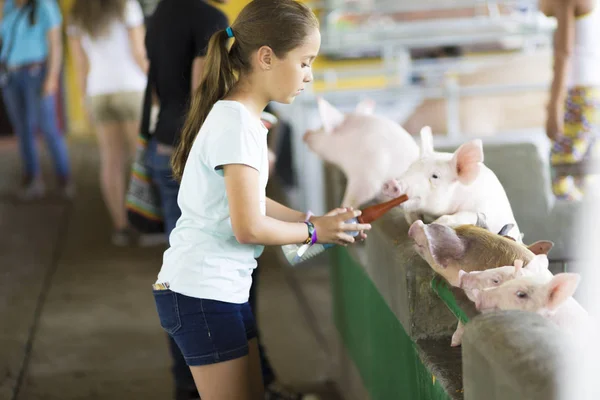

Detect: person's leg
149,142,196,399
248,262,276,388
247,338,266,400
151,145,181,235
2,69,44,198
29,66,72,194
89,94,130,240
189,358,252,400
248,269,304,399
186,301,262,400
241,302,266,399
112,91,144,159
153,289,260,400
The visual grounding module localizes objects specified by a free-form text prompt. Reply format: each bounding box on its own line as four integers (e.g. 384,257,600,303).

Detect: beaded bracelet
305,211,317,245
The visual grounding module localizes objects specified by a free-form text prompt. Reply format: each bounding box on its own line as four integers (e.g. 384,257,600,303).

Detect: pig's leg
451,321,465,347
433,211,479,228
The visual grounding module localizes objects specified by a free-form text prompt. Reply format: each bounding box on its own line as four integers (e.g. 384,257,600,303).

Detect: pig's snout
408,219,425,239
473,289,496,313
382,179,404,198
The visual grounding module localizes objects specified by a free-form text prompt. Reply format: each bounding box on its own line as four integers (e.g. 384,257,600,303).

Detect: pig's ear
419,126,434,157
545,273,581,310
475,212,489,230
497,223,514,236
424,223,466,268
458,269,467,288
514,259,524,274
355,98,376,115
527,240,554,255
317,97,345,134
452,139,484,184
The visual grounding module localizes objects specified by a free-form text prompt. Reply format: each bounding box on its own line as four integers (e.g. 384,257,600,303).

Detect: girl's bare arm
67,34,89,95
224,164,312,245
128,25,149,75
224,164,368,246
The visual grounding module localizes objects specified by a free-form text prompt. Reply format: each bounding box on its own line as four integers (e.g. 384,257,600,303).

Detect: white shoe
60,181,76,200
18,179,45,201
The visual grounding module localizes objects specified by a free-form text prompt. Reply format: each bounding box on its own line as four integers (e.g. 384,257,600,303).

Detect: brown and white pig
472,272,589,336
382,126,522,242
407,221,553,346
303,97,419,208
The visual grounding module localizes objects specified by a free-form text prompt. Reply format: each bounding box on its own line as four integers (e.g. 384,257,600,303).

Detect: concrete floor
0,136,342,400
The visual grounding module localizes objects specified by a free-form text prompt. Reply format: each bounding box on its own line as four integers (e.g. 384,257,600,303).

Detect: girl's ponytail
171,0,319,182
171,29,236,181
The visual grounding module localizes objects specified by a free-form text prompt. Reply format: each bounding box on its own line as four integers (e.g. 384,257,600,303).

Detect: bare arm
43,26,62,95
191,56,205,93
266,197,307,223
548,0,576,112
225,164,311,245
67,35,89,95
224,164,368,246
128,25,148,75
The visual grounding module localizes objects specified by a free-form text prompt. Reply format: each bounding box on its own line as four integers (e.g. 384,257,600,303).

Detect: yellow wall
60,0,89,136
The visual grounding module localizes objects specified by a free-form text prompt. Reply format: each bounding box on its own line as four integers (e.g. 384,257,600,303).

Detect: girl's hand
310,208,371,246
42,76,58,96
546,107,563,142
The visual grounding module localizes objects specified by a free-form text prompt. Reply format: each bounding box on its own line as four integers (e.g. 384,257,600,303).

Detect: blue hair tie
226,27,234,38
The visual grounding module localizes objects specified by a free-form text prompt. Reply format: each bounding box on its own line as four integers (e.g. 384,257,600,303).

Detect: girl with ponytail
153,1,371,397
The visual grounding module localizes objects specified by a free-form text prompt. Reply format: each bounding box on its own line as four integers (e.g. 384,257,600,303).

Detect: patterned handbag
125,63,165,234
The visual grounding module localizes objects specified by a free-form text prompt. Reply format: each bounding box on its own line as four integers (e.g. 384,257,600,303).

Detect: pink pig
303,97,419,208
459,255,555,302
408,221,553,346
382,126,522,242
472,272,589,336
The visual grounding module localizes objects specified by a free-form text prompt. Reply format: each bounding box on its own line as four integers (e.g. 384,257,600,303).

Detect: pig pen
323,162,574,400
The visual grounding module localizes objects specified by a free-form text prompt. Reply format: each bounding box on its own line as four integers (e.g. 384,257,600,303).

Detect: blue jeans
1,63,70,180
146,138,181,235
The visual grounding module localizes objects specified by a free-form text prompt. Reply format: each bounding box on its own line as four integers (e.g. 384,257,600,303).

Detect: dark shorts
153,288,258,366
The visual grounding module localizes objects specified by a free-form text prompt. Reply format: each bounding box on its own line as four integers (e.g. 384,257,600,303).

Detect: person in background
67,0,148,245
541,0,600,200
143,0,228,398
0,0,73,200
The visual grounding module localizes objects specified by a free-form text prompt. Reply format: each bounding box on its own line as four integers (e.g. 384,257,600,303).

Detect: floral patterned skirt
551,86,600,200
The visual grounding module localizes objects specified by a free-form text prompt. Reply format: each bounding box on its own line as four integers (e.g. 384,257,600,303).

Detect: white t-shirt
156,100,269,304
67,0,147,96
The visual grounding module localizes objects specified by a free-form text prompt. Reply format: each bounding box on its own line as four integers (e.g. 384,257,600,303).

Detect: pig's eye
431,174,439,179
492,278,500,284
516,291,528,299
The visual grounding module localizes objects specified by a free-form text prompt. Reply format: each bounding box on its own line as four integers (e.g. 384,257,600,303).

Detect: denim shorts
153,287,258,366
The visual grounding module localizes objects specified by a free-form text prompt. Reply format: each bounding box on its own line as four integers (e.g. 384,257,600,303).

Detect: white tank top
66,0,147,96
569,1,600,87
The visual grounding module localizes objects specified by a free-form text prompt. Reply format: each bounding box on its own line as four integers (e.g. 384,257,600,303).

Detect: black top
145,0,228,146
